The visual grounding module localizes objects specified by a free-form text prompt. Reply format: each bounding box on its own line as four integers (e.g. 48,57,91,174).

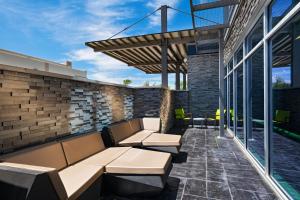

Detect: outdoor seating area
0,130,173,199
1,0,300,199
0,124,277,200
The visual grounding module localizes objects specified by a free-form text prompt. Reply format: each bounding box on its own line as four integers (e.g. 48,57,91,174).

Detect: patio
102,128,277,200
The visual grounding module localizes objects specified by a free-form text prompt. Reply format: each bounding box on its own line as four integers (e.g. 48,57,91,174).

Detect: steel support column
175,65,180,90
183,73,187,90
161,5,168,88
219,29,225,137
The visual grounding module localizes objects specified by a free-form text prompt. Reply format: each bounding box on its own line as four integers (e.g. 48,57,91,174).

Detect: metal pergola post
175,65,180,90
161,5,168,88
219,29,225,137
183,73,187,90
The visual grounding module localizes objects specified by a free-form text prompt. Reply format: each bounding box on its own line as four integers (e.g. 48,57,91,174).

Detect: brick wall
224,0,264,62
188,53,219,118
133,88,174,133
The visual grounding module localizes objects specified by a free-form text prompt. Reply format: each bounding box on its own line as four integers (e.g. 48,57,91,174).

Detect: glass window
235,45,243,64
224,78,228,127
271,12,300,198
236,65,244,143
247,46,265,166
269,0,300,29
228,59,233,71
229,74,234,129
246,16,263,52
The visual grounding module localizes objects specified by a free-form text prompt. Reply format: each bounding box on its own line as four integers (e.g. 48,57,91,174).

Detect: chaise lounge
0,132,172,199
109,118,182,154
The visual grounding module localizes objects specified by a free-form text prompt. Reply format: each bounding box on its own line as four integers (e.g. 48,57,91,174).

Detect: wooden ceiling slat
111,50,139,64
134,65,151,73
103,52,130,64
118,49,144,63
168,34,183,63
127,48,152,63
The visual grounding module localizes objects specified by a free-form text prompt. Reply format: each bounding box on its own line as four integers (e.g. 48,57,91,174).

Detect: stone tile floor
103,128,278,200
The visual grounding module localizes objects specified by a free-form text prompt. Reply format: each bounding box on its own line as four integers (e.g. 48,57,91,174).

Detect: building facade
224,0,300,199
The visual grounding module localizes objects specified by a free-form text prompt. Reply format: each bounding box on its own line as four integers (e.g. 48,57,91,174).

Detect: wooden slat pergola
86,29,197,74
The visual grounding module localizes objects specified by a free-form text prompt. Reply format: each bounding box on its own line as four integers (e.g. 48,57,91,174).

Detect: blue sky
0,0,193,87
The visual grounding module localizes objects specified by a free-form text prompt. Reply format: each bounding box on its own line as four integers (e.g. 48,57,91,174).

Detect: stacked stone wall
0,69,134,153
187,53,219,118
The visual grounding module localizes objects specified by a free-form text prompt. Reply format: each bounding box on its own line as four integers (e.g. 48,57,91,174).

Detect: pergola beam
192,0,239,11
196,24,230,31
88,36,196,52
130,60,183,67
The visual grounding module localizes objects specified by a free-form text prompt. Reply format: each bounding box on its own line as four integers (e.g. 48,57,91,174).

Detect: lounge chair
108,118,182,154
0,132,172,198
175,108,192,126
206,109,227,129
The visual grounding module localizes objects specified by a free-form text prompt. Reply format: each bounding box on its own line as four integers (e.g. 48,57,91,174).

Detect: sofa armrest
0,162,67,200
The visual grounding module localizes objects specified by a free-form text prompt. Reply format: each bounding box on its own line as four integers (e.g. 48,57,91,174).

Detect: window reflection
235,45,243,64
229,74,234,129
246,16,263,52
236,65,244,143
269,0,300,29
224,78,228,127
228,59,233,71
271,12,300,198
247,46,265,166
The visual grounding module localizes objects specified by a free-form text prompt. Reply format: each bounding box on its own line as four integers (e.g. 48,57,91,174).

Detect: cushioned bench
0,141,104,200
60,133,172,196
0,132,172,198
109,118,182,154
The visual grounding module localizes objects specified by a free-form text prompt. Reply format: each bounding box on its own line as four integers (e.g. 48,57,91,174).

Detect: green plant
273,76,290,89
123,79,132,86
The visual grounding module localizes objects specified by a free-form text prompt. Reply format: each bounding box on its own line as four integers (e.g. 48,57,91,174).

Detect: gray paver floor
103,128,278,200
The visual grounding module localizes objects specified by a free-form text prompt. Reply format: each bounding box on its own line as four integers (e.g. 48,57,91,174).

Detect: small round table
193,118,207,129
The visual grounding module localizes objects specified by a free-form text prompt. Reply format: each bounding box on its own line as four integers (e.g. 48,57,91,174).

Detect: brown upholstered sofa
0,132,172,199
109,118,182,154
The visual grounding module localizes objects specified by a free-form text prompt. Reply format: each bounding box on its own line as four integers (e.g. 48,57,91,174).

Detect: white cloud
0,0,179,86
89,72,162,86
68,48,127,71
68,48,163,85
146,0,180,26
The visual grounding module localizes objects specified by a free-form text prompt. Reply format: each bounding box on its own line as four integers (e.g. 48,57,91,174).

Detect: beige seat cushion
141,118,160,132
61,133,106,165
3,143,67,170
59,163,104,200
118,131,153,146
106,148,171,175
129,119,142,133
79,147,131,167
142,133,182,146
109,122,135,143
